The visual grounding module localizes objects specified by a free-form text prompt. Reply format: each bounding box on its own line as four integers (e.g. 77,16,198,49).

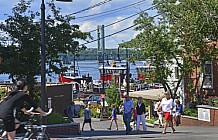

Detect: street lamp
40,0,72,116
122,40,130,95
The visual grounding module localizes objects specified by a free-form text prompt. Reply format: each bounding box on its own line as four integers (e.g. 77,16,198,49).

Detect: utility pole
126,47,129,95
97,25,108,119
40,0,73,124
40,0,46,115
100,25,105,107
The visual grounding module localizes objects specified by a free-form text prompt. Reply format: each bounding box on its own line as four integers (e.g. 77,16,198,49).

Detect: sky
0,0,156,49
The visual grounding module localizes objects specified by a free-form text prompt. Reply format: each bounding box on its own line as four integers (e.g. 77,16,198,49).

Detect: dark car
82,95,101,104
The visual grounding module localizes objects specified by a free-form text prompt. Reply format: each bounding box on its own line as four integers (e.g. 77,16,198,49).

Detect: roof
99,66,126,70
129,89,165,100
136,66,156,68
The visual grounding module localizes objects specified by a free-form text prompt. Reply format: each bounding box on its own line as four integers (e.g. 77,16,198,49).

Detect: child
119,103,125,129
65,101,75,122
107,104,118,130
133,107,137,129
173,99,183,126
81,104,94,131
156,99,163,128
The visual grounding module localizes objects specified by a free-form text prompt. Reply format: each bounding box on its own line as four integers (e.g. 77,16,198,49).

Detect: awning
129,89,165,100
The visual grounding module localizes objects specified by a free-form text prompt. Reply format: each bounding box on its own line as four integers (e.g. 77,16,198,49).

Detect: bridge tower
97,25,105,63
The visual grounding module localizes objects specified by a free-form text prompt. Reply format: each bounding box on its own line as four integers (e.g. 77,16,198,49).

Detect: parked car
82,95,101,104
151,83,164,89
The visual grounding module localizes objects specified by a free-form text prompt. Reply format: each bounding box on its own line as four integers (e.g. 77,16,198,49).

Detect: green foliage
133,100,137,107
47,112,70,125
183,108,198,117
0,0,91,88
208,97,218,107
120,0,218,101
105,84,120,112
80,105,102,118
0,87,6,100
90,105,102,118
16,112,69,125
146,118,156,124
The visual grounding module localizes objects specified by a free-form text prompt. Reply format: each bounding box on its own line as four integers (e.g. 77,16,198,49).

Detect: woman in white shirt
158,91,175,134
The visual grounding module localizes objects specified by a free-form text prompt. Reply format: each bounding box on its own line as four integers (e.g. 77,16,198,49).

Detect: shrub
183,108,198,117
208,97,218,107
105,84,120,113
146,119,155,124
47,112,70,124
80,104,102,118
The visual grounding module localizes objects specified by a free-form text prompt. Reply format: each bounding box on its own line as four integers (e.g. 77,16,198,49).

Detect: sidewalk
49,115,218,140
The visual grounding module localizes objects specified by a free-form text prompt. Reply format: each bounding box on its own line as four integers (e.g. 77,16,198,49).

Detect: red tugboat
58,64,92,94
97,61,127,97
58,65,82,83
99,61,126,84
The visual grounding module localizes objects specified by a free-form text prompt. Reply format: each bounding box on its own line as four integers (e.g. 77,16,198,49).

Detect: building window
175,67,179,79
203,61,213,89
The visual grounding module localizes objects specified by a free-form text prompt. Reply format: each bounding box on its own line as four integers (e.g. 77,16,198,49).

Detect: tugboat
58,64,82,83
99,60,126,84
93,60,127,95
58,54,92,95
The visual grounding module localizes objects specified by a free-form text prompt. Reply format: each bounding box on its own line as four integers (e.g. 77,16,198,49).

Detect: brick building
183,41,218,107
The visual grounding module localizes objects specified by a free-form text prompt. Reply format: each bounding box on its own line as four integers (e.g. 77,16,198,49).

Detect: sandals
171,129,176,133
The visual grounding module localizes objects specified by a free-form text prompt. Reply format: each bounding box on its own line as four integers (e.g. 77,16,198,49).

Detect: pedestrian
81,104,94,131
119,103,124,114
0,79,46,140
136,97,146,133
107,104,118,130
65,101,75,122
153,101,159,118
119,103,125,128
173,99,183,126
158,91,175,134
123,94,134,134
133,107,137,129
156,98,163,128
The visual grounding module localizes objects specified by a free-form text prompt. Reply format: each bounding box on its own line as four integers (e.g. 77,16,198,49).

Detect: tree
0,0,91,90
120,12,184,99
105,83,120,113
120,0,218,105
152,0,218,104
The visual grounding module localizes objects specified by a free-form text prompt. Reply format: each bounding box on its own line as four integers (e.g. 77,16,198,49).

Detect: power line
88,5,155,33
74,0,150,23
75,0,148,19
80,24,137,46
79,14,160,47
71,0,112,15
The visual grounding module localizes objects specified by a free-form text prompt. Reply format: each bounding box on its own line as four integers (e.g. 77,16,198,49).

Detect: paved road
48,115,218,140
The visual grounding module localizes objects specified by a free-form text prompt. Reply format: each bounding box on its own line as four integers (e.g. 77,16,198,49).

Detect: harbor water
0,60,144,82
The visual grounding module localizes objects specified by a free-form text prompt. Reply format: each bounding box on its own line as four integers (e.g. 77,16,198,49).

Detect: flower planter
181,105,218,126
46,123,80,135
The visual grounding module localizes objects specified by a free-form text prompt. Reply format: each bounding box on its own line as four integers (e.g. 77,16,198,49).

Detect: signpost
100,94,108,118
198,108,210,122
